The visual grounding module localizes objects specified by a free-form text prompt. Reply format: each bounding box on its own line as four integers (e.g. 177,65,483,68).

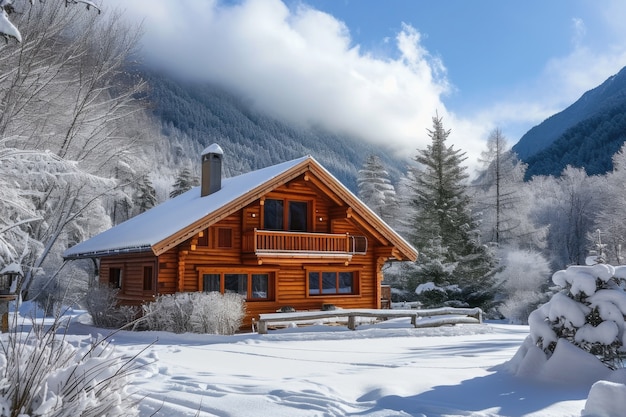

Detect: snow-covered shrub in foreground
528,264,626,369
505,264,626,385
142,292,245,335
0,321,142,417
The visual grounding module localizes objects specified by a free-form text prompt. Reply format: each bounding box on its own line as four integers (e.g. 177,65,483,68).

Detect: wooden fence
255,307,483,334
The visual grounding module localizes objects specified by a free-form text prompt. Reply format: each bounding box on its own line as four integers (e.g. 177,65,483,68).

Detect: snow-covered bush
414,281,461,307
142,292,245,335
527,264,626,369
495,248,551,324
85,284,139,328
0,319,141,416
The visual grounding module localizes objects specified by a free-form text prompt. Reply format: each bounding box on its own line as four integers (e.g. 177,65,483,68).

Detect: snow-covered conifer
528,263,626,369
407,114,497,310
357,154,398,226
133,175,158,214
170,167,199,198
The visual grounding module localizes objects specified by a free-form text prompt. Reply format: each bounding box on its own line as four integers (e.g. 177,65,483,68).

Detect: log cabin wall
99,174,390,328
99,253,158,305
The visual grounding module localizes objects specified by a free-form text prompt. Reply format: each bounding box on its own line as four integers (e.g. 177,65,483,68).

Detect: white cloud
108,0,460,163
107,0,626,175
571,17,586,48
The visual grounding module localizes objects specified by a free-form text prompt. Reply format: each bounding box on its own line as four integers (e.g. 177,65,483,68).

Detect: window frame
197,268,276,301
305,268,360,297
262,197,312,232
109,266,123,289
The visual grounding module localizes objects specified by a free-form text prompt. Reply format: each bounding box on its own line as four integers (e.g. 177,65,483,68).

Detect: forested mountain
139,69,406,192
513,66,626,178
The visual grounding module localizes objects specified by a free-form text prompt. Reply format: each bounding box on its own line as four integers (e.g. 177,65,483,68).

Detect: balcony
242,229,367,264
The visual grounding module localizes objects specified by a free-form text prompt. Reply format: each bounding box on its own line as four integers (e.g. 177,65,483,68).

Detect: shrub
528,263,626,369
142,292,245,335
0,317,143,416
85,284,139,329
495,248,551,324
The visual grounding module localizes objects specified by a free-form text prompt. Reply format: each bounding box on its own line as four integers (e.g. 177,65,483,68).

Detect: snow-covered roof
64,154,417,261
0,262,23,276
64,156,310,259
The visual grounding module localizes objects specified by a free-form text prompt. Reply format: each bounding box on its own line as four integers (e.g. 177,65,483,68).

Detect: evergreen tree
408,114,497,309
357,154,398,226
170,168,199,198
133,175,157,215
528,263,626,370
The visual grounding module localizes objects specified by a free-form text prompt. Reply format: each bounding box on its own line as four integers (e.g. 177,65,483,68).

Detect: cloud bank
109,0,456,160
108,0,626,174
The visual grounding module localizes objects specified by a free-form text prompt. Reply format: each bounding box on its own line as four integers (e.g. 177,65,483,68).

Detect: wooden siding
101,174,395,329
99,253,158,305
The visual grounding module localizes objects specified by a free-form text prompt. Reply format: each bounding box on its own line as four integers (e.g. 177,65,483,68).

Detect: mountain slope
523,101,626,178
513,66,626,178
140,69,407,192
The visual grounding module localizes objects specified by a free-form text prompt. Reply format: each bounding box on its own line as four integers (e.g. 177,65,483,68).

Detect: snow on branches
512,263,626,377
0,0,100,43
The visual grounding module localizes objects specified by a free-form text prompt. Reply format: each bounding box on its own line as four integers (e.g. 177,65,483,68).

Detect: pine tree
133,175,157,215
408,114,497,309
528,263,626,370
357,155,398,226
170,168,199,198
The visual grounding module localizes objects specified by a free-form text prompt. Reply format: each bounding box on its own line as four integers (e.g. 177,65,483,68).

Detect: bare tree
0,2,150,297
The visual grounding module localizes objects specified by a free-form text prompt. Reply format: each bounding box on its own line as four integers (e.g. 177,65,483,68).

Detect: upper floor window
196,227,232,249
264,199,308,231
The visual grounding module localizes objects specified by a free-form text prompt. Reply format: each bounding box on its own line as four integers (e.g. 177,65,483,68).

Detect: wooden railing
243,229,367,255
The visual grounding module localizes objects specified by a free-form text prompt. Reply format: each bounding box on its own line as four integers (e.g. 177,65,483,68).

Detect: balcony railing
243,229,367,256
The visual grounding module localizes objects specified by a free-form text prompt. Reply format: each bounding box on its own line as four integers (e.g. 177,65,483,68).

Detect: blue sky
299,1,614,113
111,0,626,172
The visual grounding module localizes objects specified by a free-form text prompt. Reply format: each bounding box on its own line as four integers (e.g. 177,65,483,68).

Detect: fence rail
255,307,483,334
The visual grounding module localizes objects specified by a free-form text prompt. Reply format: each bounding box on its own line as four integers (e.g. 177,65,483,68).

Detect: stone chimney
201,144,223,197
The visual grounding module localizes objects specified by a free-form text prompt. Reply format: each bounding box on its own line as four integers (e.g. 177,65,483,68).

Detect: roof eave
63,245,154,260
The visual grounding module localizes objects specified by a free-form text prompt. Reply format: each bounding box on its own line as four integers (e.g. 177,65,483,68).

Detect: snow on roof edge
63,156,310,259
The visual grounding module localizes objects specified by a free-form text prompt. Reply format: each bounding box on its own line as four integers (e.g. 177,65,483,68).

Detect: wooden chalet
64,145,418,328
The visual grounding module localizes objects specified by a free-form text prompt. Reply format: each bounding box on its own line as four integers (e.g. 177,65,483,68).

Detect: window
109,268,122,289
288,201,307,231
263,199,284,230
200,271,273,300
263,198,309,231
203,274,220,292
225,274,247,296
143,266,153,291
217,228,233,248
251,274,269,298
308,270,356,295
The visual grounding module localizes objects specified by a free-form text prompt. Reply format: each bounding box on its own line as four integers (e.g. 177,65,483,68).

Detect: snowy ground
39,310,602,417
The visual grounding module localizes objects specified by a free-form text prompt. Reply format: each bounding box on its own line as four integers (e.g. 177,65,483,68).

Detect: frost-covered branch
0,0,101,43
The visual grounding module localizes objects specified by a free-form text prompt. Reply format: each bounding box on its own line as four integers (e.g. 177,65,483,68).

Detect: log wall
102,176,389,329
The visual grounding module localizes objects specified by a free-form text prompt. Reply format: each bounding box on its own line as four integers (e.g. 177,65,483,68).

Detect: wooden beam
177,249,188,292
304,174,344,206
